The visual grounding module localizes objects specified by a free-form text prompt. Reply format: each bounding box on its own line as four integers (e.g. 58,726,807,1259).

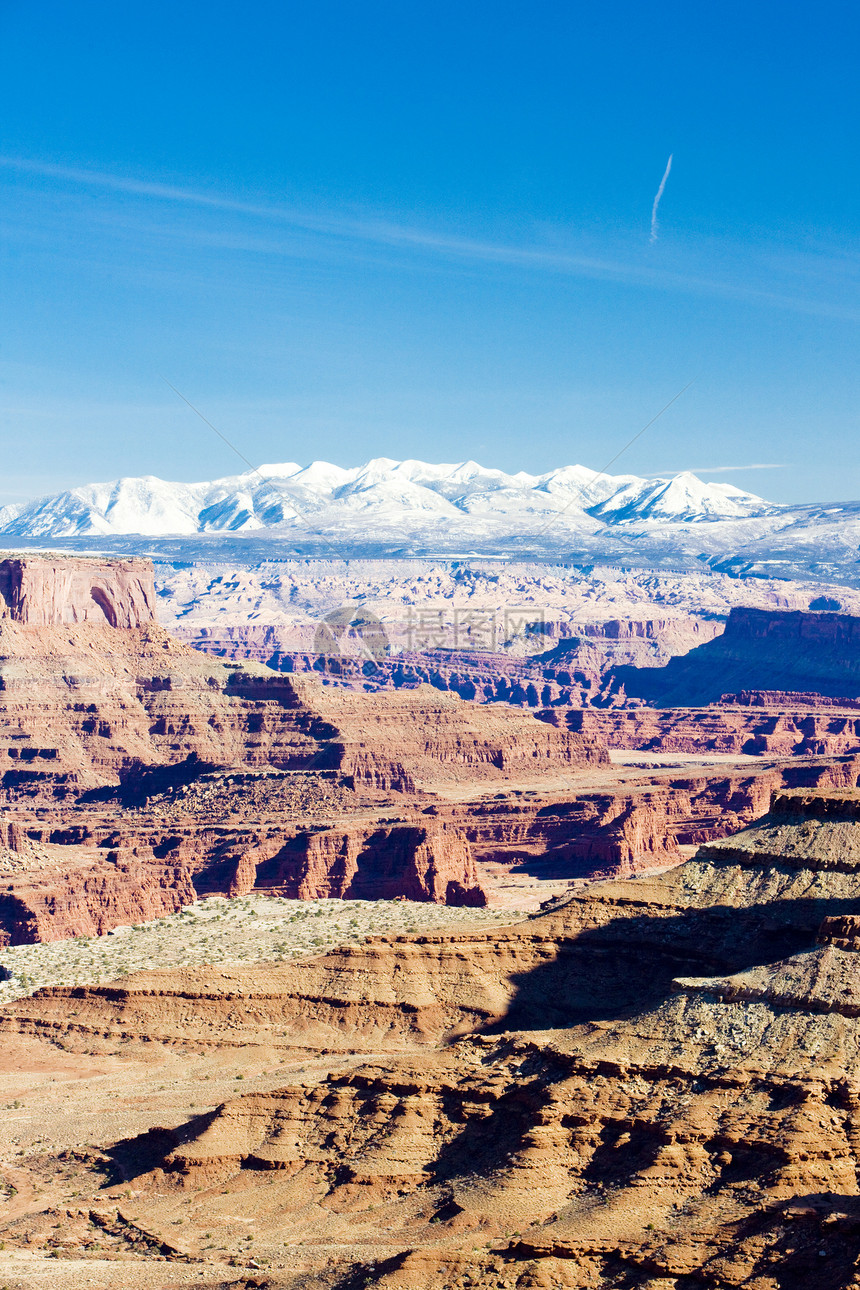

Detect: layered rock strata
177,608,860,719
0,553,157,628
0,554,616,936
174,615,724,711
614,604,860,705
0,800,488,942
252,822,484,904
0,620,333,796
6,791,860,1286
551,696,860,758
458,752,860,874
175,614,723,684
0,553,607,803
0,626,605,802
0,830,194,944
5,554,860,950
9,788,860,1050
3,748,857,943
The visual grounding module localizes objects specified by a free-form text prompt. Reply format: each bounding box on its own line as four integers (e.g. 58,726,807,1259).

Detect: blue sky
0,0,858,505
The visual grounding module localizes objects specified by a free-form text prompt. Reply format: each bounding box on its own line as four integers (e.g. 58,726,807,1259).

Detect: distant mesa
613,605,860,706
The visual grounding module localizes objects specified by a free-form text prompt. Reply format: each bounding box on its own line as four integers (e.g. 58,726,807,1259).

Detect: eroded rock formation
550,696,860,758
9,559,860,1284
5,556,860,949
0,592,606,803
3,746,856,944
0,830,194,944
0,554,618,936
6,790,860,1286
614,605,860,705
253,822,485,905
0,554,157,627
176,615,725,710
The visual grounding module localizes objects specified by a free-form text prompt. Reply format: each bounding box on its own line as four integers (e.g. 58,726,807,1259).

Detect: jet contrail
650,153,673,243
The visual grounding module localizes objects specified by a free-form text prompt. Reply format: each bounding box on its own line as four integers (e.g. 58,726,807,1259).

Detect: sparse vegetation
0,894,520,1003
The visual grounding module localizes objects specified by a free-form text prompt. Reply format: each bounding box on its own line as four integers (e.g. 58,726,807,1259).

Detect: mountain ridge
4,458,860,585
0,457,775,537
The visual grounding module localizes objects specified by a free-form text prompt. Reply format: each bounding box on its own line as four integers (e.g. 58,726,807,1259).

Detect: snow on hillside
0,459,775,541
590,472,770,523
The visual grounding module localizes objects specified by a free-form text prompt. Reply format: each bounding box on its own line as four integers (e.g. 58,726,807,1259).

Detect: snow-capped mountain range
0,458,773,538
1,458,859,584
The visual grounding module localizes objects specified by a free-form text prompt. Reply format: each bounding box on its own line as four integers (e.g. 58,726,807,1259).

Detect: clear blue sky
1,0,857,505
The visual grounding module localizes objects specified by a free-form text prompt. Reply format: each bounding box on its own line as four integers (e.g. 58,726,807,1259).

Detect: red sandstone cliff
5,558,860,947
0,555,157,628
0,555,612,937
3,746,856,944
254,822,485,905
0,828,194,945
549,699,860,758
613,605,860,705
0,620,604,802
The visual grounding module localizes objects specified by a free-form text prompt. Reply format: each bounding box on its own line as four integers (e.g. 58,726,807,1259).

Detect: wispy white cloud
1,155,858,322
0,154,627,274
650,154,673,243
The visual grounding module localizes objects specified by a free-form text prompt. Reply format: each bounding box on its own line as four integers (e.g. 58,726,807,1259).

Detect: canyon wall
0,555,157,628
614,605,860,705
173,616,725,709
4,556,860,946
253,822,485,905
0,829,195,945
3,749,858,943
177,608,860,720
0,579,605,802
0,622,335,796
550,698,860,758
0,812,486,944
297,679,608,792
0,554,612,938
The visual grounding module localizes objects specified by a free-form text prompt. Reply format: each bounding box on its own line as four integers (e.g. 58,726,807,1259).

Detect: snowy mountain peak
0,457,777,545
250,462,302,479
590,471,767,523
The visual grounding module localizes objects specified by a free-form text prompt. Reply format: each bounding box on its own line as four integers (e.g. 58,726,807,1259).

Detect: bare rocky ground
0,896,532,1290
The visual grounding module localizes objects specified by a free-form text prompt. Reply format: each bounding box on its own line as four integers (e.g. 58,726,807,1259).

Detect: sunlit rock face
0,554,157,628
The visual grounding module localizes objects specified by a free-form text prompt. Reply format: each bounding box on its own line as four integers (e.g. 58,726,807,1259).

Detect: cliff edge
614,604,860,705
0,553,157,628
